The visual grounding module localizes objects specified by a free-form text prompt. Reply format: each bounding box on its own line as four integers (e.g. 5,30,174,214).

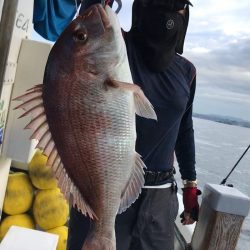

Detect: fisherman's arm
175,77,201,225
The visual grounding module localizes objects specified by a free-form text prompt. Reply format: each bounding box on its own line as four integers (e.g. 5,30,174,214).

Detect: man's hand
180,186,201,225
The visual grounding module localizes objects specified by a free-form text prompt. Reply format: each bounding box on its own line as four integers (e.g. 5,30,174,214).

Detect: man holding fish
31,0,201,249
65,0,200,249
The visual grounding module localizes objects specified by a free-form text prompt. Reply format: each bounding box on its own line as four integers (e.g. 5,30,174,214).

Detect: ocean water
175,118,250,249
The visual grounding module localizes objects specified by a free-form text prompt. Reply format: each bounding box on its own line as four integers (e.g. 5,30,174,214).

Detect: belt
143,182,173,189
144,167,175,186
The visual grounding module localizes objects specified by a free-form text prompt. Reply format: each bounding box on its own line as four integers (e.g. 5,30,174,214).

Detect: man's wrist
182,179,197,188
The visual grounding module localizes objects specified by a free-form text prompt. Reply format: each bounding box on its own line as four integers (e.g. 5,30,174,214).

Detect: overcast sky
33,0,250,120
117,0,250,120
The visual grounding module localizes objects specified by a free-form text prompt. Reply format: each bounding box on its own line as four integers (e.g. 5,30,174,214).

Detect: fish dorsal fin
14,85,97,220
118,152,146,214
105,79,157,120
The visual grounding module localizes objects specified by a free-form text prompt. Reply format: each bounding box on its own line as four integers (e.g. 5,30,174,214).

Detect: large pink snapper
14,4,157,249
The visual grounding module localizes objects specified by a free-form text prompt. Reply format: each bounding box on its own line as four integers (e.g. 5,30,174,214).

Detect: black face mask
131,0,190,72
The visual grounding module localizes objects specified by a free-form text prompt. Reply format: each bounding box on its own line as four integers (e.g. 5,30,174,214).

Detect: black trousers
67,187,178,250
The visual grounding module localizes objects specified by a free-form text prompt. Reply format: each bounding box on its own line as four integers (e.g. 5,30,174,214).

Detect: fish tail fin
82,234,115,250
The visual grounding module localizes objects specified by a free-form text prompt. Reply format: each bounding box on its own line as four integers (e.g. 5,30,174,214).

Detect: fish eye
74,30,88,42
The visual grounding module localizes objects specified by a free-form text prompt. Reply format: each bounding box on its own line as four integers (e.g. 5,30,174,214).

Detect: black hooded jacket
77,0,197,180
124,30,196,180
80,0,197,180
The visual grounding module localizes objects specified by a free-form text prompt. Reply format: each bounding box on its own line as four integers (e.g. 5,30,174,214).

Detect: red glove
180,187,201,224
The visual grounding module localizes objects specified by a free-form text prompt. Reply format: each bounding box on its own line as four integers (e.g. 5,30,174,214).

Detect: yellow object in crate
47,226,68,250
33,188,69,230
3,172,34,215
0,214,35,239
28,150,58,190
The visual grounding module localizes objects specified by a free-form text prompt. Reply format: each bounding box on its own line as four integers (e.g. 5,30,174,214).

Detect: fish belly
43,79,136,222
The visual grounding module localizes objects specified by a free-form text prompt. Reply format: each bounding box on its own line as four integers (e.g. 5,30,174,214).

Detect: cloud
185,37,250,95
117,0,250,103
189,0,250,37
181,0,250,98
117,0,133,31
31,0,250,109
189,47,211,54
197,87,250,105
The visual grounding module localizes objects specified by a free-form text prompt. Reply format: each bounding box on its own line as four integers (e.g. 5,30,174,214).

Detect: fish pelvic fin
105,79,157,120
118,152,146,214
13,84,97,220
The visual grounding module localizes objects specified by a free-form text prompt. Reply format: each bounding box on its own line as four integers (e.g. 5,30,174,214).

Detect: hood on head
131,0,192,54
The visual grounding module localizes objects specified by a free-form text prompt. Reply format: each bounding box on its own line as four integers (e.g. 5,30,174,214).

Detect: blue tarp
33,0,116,41
33,0,80,41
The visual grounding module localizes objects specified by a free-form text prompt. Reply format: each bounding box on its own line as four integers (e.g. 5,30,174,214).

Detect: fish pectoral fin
118,152,146,214
133,86,157,120
105,79,157,120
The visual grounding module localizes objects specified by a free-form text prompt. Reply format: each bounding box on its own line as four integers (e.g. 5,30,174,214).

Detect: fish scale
14,4,157,250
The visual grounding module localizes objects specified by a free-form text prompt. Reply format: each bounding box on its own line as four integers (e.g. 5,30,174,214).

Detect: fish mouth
79,4,111,30
97,4,111,28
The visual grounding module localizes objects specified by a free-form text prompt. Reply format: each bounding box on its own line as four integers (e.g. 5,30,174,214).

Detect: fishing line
75,0,122,14
105,0,123,13
220,144,250,185
74,0,84,16
114,0,122,13
74,0,79,14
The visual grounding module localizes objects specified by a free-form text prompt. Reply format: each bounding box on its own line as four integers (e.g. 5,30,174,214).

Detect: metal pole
0,0,18,97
